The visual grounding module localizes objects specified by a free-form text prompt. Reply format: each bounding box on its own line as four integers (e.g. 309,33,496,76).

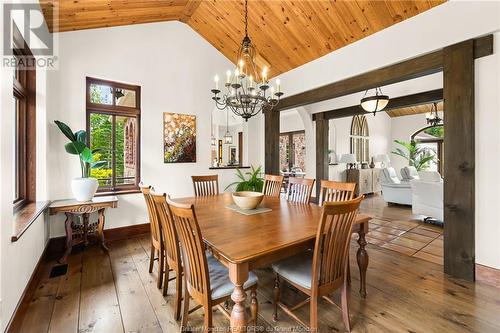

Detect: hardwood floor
19,231,500,333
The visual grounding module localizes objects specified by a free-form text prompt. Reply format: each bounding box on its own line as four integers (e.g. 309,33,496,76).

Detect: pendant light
425,102,442,127
360,87,389,115
210,110,216,146
223,109,233,144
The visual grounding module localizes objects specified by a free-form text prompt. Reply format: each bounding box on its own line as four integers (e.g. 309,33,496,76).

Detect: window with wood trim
86,77,141,193
350,115,369,163
13,24,36,210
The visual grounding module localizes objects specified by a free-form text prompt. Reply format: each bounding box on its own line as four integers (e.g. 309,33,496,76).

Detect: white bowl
232,191,264,210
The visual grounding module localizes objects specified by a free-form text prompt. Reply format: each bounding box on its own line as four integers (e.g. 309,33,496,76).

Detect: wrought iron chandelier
360,87,389,115
426,102,442,127
211,0,283,121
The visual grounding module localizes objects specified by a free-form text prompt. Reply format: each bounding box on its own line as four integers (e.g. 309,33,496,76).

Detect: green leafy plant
54,120,107,178
391,139,437,171
225,165,264,192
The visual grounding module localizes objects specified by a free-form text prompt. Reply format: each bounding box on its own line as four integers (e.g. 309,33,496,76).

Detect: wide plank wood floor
19,232,500,333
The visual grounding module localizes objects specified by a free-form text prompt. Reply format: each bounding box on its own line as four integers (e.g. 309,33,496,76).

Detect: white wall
275,0,500,270
0,3,51,329
280,109,304,133
46,21,264,237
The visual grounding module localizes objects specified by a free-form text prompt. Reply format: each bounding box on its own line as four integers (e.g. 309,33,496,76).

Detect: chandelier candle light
211,0,283,121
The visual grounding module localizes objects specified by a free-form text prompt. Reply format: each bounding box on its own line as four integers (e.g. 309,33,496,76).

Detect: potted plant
391,139,437,171
54,120,107,201
225,165,264,192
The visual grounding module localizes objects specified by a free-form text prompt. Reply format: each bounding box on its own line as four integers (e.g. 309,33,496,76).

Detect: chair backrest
401,166,420,181
286,177,315,204
150,190,181,268
419,171,442,182
191,175,219,196
318,180,356,206
312,196,363,291
262,174,284,197
381,167,401,184
167,197,210,302
140,184,161,247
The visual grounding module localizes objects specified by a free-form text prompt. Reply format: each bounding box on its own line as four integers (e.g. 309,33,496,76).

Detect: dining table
175,192,371,332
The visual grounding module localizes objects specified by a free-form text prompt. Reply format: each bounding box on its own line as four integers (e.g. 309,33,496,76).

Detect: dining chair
262,174,284,197
166,197,259,331
285,177,315,203
150,189,183,320
318,180,356,206
272,196,364,332
191,175,219,196
140,184,164,289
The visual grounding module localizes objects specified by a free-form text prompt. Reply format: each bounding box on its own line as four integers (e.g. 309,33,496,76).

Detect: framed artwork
163,112,196,163
229,146,237,164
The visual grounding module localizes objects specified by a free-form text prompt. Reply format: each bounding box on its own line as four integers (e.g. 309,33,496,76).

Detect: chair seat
207,254,258,300
272,251,313,290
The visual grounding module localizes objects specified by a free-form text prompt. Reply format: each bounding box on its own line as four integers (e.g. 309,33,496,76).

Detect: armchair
380,167,412,205
411,172,443,221
401,166,420,181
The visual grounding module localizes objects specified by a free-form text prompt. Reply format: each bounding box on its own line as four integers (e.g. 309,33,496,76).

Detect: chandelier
211,0,283,121
426,102,442,127
360,87,389,115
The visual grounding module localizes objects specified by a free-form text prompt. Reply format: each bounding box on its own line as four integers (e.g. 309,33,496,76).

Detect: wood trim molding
476,264,500,288
312,89,443,121
276,35,492,112
12,201,51,242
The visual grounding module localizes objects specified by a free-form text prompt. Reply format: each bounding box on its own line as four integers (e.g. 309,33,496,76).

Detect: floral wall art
163,112,196,163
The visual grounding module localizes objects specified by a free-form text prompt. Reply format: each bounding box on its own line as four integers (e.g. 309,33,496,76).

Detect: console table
49,196,118,263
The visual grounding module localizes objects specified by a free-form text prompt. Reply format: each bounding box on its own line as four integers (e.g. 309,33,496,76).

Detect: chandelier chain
244,0,248,37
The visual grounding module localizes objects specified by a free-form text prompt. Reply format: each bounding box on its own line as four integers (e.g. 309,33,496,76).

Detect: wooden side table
49,196,118,263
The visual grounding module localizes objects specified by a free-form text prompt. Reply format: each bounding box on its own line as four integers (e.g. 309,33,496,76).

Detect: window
13,24,36,210
350,115,369,163
279,131,306,172
86,77,141,193
412,125,444,175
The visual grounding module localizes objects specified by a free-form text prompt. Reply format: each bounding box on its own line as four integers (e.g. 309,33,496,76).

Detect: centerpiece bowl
232,191,264,210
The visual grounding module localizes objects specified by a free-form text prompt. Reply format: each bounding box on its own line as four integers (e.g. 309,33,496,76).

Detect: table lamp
340,153,357,169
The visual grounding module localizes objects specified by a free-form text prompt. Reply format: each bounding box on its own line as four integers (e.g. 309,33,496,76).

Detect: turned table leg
229,263,249,332
357,222,369,298
59,213,73,264
97,208,109,251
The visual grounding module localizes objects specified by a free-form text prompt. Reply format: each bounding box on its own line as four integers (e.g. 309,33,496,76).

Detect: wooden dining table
175,192,371,332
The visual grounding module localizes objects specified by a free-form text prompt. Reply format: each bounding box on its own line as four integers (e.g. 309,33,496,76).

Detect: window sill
12,201,51,242
95,189,141,197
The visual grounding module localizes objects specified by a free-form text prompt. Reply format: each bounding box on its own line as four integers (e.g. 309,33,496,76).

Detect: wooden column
315,113,329,198
443,40,475,281
264,110,280,175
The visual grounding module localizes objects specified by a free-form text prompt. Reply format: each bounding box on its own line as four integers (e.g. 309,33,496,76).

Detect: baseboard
5,241,50,333
476,264,500,288
4,222,150,332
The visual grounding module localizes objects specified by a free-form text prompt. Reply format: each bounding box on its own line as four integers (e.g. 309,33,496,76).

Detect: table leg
82,213,89,246
97,208,109,251
229,263,249,332
357,222,369,298
59,213,73,264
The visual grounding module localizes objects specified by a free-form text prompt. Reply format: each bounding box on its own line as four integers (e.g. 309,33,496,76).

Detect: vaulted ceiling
39,0,446,76
386,101,443,118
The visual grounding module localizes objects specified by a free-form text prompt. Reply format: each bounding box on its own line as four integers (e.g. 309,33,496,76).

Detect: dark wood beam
312,89,443,120
443,40,475,281
277,35,492,112
315,113,329,198
264,110,280,175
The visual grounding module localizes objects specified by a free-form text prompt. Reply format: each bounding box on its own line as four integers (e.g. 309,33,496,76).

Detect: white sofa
380,167,412,205
410,171,443,221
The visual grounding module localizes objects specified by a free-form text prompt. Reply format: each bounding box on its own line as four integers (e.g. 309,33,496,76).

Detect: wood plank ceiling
386,101,443,118
39,0,446,76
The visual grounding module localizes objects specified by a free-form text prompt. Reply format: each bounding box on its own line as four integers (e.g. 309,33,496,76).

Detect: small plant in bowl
54,120,107,201
225,165,264,192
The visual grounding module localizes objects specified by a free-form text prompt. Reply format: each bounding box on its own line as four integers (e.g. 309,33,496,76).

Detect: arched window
411,125,444,175
350,115,369,163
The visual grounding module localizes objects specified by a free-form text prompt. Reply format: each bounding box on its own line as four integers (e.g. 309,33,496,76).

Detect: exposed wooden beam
443,40,476,281
312,89,443,120
315,113,329,199
277,35,493,112
264,110,280,175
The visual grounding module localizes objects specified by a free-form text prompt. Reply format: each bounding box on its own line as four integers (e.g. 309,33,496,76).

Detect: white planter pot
71,177,99,202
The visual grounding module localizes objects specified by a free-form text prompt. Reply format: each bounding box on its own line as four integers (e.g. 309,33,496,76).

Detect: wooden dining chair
166,198,259,332
140,184,164,289
191,175,219,196
285,177,315,203
318,180,356,206
272,196,364,332
150,189,183,320
262,174,284,197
